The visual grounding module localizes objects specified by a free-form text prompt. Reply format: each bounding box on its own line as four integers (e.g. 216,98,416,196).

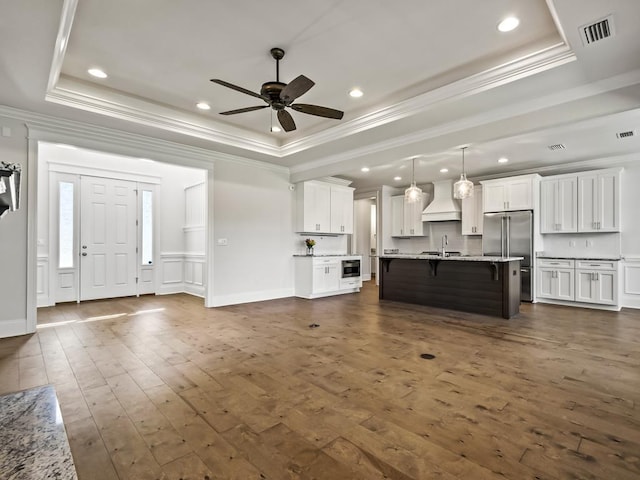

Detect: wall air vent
547,144,566,151
616,130,635,139
579,15,615,46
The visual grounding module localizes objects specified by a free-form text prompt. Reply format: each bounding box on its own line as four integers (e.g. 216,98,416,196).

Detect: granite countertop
0,385,77,479
293,254,361,257
537,255,621,261
379,254,524,263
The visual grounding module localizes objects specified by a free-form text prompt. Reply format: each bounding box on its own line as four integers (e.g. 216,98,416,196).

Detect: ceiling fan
210,48,344,132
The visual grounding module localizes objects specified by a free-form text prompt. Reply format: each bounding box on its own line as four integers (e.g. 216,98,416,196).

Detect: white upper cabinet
391,193,428,237
540,176,577,233
295,180,354,234
481,175,539,212
461,185,483,235
577,170,620,232
330,186,354,234
541,169,620,234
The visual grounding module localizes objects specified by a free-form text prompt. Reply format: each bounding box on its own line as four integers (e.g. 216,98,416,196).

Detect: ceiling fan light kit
210,47,344,132
453,147,474,199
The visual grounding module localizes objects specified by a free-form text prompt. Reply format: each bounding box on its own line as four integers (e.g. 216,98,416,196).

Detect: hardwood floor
1,282,639,479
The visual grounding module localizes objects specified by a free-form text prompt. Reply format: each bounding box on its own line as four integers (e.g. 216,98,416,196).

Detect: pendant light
453,147,474,199
404,157,423,203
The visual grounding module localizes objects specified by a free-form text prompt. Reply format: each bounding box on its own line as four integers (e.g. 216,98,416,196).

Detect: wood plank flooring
1,281,639,479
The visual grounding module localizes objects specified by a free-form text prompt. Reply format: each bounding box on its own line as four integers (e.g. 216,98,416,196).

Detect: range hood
421,179,461,222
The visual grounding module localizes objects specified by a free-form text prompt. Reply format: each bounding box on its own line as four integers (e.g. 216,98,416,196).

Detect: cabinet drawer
537,258,575,268
340,277,362,289
313,257,338,265
576,260,617,270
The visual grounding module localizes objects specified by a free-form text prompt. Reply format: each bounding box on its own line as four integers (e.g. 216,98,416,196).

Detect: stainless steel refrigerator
482,210,533,301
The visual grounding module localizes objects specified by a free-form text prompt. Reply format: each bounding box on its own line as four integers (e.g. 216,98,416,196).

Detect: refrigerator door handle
500,216,505,257
505,216,510,257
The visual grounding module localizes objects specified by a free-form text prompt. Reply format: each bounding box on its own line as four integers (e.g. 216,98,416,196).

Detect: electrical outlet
217,238,228,246
569,240,576,247
586,240,593,247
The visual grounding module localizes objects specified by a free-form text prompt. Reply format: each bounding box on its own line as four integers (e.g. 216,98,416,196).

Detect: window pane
59,182,74,269
142,190,153,265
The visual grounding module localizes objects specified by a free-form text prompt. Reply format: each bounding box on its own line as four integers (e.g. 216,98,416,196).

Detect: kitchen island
379,254,523,318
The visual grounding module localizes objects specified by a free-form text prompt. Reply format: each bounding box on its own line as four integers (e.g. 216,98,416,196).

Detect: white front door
80,176,138,301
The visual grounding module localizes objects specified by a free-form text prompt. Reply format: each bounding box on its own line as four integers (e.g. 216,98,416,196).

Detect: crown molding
289,67,640,181
46,1,577,160
281,43,576,156
46,79,281,156
46,0,77,93
0,105,288,174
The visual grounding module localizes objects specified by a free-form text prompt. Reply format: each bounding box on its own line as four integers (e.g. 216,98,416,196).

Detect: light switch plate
1,127,11,137
217,238,228,246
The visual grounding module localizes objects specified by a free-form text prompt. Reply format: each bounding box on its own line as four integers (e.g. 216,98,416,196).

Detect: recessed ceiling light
498,157,509,163
349,88,363,98
361,167,370,172
440,168,449,173
498,17,520,32
88,68,107,79
196,102,211,110
394,176,402,181
271,126,281,133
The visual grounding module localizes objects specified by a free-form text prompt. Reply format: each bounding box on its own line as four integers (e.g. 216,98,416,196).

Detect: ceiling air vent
616,130,635,139
547,144,566,151
579,15,615,46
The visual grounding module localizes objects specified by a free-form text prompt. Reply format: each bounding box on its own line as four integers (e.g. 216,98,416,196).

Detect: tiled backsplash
541,232,621,258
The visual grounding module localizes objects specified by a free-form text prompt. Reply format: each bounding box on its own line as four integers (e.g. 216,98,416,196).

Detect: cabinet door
330,187,354,234
556,268,575,301
595,270,617,305
597,172,619,232
301,182,331,232
575,270,597,303
506,178,532,210
483,183,506,212
537,267,555,298
557,177,577,232
539,180,557,233
473,187,483,235
313,262,340,293
390,195,405,236
578,174,597,232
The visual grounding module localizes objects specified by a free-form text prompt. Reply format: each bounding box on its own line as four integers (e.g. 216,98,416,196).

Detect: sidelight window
58,181,74,268
141,190,153,265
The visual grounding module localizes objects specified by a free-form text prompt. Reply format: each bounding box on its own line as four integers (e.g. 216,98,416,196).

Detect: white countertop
379,254,523,263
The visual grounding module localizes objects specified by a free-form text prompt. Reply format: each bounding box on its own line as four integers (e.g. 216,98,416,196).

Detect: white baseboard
184,283,205,298
0,318,31,339
156,284,185,296
209,288,295,307
621,296,640,309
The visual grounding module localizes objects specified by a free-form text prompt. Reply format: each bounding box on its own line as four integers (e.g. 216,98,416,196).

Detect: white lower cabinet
537,259,575,301
295,255,362,299
575,261,618,305
537,258,619,308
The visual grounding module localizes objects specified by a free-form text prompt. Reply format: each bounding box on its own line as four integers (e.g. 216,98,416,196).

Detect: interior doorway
353,193,379,282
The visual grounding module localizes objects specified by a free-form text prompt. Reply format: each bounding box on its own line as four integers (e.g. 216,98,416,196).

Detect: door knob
82,245,87,249
82,252,87,256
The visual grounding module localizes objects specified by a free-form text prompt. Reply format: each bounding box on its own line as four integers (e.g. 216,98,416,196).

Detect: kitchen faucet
441,234,448,256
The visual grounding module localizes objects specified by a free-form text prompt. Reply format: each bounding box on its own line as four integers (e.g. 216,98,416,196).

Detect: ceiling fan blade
280,75,315,105
277,109,296,132
290,103,344,120
210,79,268,101
219,105,269,115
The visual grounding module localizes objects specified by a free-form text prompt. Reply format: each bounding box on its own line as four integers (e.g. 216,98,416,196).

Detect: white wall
354,198,373,280
210,160,296,306
0,118,30,337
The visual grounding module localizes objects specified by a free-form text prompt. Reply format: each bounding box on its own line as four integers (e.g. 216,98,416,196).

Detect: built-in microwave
341,259,361,278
